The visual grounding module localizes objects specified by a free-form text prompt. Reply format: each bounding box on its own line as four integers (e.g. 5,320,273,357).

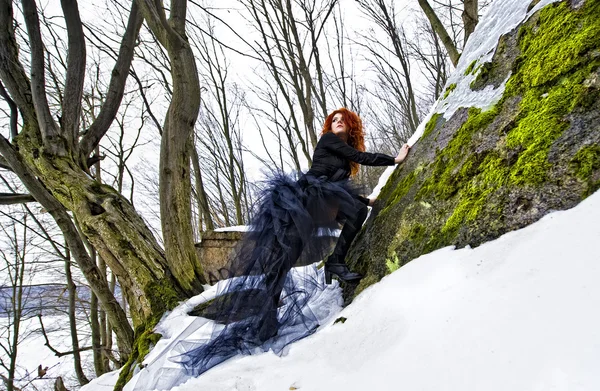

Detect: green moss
503,1,600,186
571,145,600,196
470,61,495,90
417,107,499,202
137,329,162,359
442,154,509,235
386,171,417,207
505,68,590,186
353,273,378,297
146,279,181,316
385,253,400,274
115,279,181,390
421,113,443,140
512,2,600,89
408,224,426,242
443,83,457,99
464,60,478,75
571,145,600,180
115,325,163,390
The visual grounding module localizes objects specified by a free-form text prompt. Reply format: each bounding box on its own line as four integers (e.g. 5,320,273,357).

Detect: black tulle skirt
175,171,366,377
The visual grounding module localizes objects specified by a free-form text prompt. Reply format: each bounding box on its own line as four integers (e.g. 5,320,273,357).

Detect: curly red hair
321,108,365,177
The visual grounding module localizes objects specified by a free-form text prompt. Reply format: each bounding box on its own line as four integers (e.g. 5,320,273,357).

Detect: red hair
321,108,365,177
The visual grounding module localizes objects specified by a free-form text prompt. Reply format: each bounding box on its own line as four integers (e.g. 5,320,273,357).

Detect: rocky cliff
349,0,600,295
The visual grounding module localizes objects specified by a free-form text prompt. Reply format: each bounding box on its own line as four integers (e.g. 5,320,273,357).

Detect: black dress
175,132,395,379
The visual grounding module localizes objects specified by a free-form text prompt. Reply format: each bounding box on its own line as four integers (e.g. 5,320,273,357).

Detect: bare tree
191,16,248,226
323,4,366,113
408,15,451,104
416,0,490,66
0,213,29,391
417,0,463,66
0,0,216,383
355,0,421,148
240,0,338,155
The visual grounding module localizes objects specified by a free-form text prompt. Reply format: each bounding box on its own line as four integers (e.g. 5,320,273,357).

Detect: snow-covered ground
84,186,600,391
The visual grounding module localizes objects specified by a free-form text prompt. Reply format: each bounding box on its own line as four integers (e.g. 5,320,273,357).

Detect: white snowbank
84,188,600,391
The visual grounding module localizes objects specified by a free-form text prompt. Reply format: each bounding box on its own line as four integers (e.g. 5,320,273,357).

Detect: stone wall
196,230,340,283
195,231,244,283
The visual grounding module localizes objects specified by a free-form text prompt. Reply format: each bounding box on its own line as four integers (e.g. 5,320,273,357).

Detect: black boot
324,257,362,284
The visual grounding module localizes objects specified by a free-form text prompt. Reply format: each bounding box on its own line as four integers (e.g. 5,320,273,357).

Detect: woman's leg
328,198,368,264
324,197,367,283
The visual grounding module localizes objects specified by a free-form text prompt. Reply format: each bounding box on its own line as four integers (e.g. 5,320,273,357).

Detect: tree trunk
89,278,105,376
417,0,461,66
191,139,214,231
462,0,479,44
136,0,207,292
64,247,89,385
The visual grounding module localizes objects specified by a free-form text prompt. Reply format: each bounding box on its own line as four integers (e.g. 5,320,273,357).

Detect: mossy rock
347,0,600,298
443,83,457,99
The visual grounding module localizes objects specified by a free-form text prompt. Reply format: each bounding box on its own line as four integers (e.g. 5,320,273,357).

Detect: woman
163,108,410,384
308,109,410,284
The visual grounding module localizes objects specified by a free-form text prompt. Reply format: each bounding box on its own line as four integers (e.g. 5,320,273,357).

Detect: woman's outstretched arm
322,133,395,166
323,132,411,166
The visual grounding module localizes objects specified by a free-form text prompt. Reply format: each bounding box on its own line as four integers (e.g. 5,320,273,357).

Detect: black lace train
137,171,367,387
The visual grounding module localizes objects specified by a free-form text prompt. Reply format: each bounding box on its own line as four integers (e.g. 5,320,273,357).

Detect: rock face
348,0,600,295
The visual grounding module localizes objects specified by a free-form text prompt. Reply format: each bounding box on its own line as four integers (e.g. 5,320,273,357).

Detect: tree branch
0,193,36,205
0,155,11,171
21,0,64,153
60,0,86,148
0,0,37,126
417,0,460,66
136,0,171,47
0,80,18,139
79,1,143,160
38,315,93,358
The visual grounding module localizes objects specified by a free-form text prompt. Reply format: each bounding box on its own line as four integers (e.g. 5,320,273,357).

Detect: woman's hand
368,197,376,207
395,143,410,164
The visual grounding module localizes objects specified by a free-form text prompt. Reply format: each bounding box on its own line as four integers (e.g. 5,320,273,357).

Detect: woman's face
331,113,347,135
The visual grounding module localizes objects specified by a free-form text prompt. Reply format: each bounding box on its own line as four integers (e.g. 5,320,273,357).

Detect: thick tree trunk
0,134,135,358
27,149,189,326
136,0,207,292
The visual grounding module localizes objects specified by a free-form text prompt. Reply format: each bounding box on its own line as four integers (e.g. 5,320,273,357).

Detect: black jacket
306,132,395,205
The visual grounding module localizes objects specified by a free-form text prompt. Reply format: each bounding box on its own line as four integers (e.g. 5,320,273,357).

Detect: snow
214,225,249,232
120,265,344,390
83,185,600,391
15,0,600,390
